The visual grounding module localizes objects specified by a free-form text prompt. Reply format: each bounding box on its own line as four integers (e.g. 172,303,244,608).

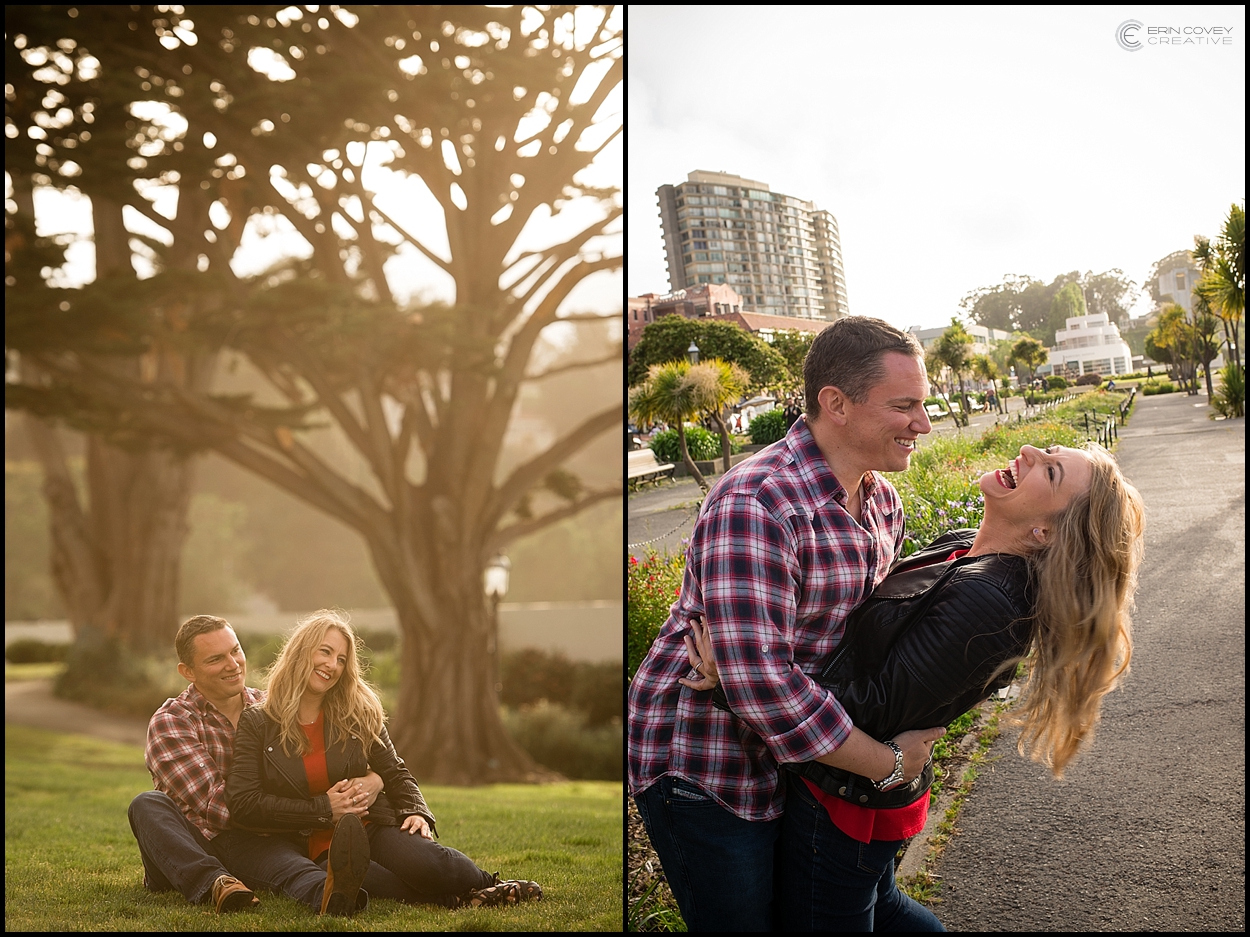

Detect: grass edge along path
625,388,1138,931
4,724,622,932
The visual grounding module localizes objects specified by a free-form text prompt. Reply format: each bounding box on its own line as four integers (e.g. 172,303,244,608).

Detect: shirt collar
186,681,263,717
783,416,890,514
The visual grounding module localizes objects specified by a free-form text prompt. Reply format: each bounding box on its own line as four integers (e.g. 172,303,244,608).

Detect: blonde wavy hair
260,609,386,758
1007,443,1145,778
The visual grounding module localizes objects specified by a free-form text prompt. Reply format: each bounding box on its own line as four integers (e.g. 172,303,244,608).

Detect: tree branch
487,402,621,532
523,348,621,381
488,484,621,554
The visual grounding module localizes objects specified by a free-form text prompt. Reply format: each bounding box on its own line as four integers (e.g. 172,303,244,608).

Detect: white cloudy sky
629,5,1245,331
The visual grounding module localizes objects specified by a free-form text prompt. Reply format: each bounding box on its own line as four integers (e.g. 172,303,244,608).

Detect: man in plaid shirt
628,318,947,931
127,615,383,913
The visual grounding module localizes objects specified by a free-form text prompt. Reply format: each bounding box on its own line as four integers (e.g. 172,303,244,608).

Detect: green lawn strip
4,725,622,931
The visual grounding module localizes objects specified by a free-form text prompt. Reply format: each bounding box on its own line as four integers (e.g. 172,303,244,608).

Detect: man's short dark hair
804,316,924,418
176,615,232,667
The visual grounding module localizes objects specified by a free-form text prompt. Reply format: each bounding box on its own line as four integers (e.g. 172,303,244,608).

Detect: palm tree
686,358,751,473
1010,336,1049,404
1193,202,1245,371
936,319,975,425
629,360,711,492
971,354,999,412
923,346,959,424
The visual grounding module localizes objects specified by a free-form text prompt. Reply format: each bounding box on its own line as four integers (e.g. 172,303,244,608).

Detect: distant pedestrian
783,397,802,429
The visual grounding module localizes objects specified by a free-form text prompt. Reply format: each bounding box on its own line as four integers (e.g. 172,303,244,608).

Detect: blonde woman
681,443,1145,931
226,611,542,916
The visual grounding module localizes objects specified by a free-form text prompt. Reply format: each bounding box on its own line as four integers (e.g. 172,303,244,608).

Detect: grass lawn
4,724,622,931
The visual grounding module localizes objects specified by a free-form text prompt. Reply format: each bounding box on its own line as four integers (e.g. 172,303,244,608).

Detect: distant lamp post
484,553,511,661
687,341,700,365
484,553,511,601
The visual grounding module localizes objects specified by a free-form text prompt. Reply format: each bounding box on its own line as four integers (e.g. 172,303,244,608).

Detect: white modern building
1043,313,1134,378
907,322,1014,358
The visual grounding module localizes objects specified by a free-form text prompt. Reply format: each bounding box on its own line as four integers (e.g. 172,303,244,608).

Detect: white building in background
907,322,1014,358
1042,313,1134,378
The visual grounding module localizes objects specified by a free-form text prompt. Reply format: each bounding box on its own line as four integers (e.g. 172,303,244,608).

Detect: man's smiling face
179,626,247,706
841,351,933,474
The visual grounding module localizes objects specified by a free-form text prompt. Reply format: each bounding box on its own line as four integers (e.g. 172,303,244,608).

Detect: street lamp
687,341,700,365
484,553,511,601
484,553,511,661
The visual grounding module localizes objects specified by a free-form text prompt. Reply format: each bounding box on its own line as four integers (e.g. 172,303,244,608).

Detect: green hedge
748,407,788,445
648,426,721,463
4,639,69,664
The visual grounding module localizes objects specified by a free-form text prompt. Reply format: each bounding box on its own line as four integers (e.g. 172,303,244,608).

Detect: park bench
924,404,948,420
628,449,676,488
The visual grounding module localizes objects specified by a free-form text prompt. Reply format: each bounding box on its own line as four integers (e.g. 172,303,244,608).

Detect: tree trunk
711,409,733,474
363,531,559,785
1204,360,1215,398
25,413,195,707
677,423,709,492
14,186,201,710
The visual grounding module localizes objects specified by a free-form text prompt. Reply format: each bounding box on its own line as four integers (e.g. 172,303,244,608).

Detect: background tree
1081,269,1138,324
935,318,974,422
689,358,750,473
1193,202,1245,371
6,5,623,784
1047,281,1087,343
629,360,709,492
768,328,816,397
923,346,958,423
1146,304,1197,391
970,354,999,410
5,7,234,706
1190,295,1223,398
1010,336,1049,401
960,274,1035,332
627,315,785,391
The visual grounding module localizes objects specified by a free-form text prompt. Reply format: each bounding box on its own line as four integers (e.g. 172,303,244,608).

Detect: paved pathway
931,391,1245,931
5,677,149,747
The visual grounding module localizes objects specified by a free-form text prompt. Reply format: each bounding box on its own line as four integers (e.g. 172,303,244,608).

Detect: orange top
300,712,334,861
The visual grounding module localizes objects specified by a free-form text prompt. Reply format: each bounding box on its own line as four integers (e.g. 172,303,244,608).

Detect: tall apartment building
656,170,849,321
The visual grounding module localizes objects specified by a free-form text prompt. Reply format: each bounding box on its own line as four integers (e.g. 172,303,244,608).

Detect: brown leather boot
211,874,259,913
320,814,370,916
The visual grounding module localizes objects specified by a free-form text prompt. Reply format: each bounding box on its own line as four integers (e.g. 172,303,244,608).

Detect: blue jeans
129,791,492,911
633,776,781,932
776,774,946,931
128,790,327,907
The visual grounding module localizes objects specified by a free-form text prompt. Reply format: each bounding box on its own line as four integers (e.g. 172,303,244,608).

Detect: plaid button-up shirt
627,417,905,821
145,682,266,839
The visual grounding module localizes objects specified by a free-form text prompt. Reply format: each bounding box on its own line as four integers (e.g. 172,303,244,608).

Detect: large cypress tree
6,5,622,782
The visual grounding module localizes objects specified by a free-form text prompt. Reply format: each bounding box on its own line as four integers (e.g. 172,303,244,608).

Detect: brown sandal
457,872,543,907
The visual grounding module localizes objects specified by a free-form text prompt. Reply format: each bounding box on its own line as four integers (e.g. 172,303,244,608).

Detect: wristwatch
873,740,906,792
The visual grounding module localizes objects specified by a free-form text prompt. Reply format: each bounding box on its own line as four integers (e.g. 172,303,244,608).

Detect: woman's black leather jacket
226,706,437,837
822,528,1034,741
713,528,1034,807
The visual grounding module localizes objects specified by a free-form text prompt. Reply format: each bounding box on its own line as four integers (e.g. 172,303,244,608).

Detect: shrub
1046,375,1069,390
747,407,788,445
5,639,70,664
501,700,621,780
1142,380,1176,396
1075,373,1102,386
648,425,720,463
1210,363,1245,418
570,661,625,727
628,551,685,678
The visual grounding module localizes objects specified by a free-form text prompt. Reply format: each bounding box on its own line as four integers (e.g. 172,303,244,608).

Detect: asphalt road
932,391,1246,931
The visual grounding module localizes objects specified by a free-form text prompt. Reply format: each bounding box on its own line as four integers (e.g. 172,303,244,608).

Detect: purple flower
937,509,947,518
